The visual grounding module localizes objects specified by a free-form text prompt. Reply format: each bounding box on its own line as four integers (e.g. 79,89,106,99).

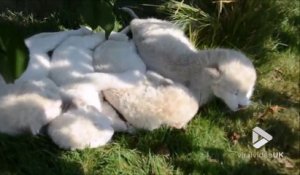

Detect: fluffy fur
104,71,198,130
48,106,114,150
129,18,257,111
0,78,62,135
93,33,198,130
50,31,143,113
16,27,92,83
0,29,76,135
47,30,143,149
94,32,146,73
101,101,131,132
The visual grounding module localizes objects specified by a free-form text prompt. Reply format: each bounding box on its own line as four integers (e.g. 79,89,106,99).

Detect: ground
0,1,299,175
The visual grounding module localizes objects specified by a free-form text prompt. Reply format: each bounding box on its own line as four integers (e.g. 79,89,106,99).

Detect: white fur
47,30,142,149
0,29,76,135
104,71,198,130
16,27,92,83
93,34,198,130
0,28,141,149
101,101,132,132
130,18,257,111
94,32,146,73
0,78,62,135
48,106,114,150
50,32,143,112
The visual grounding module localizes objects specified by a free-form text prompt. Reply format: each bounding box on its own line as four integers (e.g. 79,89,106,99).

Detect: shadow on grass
235,117,300,158
116,128,200,156
255,86,299,109
173,157,282,175
265,119,299,158
237,85,299,157
0,134,84,175
115,126,292,174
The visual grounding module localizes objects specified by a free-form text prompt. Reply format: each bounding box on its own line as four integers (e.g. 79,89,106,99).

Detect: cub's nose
238,104,247,109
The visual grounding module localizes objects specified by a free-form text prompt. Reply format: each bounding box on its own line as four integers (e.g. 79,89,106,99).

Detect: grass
0,0,299,174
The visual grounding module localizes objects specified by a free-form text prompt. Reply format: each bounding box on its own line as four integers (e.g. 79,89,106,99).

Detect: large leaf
80,0,115,37
0,23,28,82
14,48,27,77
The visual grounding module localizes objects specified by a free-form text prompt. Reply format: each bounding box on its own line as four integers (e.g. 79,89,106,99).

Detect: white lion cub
48,30,143,149
0,77,62,135
129,18,257,111
16,27,92,83
103,71,199,130
0,28,86,135
94,32,198,130
48,106,114,150
50,31,143,112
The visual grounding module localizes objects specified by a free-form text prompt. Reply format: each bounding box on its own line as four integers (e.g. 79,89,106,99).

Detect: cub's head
206,50,256,111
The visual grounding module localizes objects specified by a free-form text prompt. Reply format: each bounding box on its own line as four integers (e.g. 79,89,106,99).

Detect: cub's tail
0,74,6,86
120,7,139,34
120,7,139,19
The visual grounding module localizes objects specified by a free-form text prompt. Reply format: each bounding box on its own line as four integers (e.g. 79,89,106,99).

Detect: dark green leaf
80,0,115,37
0,23,28,82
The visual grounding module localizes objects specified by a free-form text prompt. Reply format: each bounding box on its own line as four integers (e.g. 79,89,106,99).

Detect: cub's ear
0,74,6,86
205,64,221,79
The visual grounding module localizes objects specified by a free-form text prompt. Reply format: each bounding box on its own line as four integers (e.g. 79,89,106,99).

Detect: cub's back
130,18,196,81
